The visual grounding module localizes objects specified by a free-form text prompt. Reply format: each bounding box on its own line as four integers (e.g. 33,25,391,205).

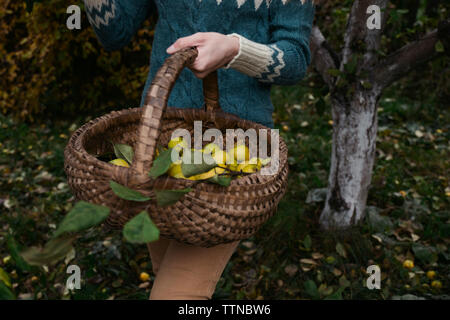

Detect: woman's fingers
167,33,204,54
166,32,239,79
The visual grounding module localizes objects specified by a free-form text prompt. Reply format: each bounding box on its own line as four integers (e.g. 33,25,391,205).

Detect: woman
84,0,315,300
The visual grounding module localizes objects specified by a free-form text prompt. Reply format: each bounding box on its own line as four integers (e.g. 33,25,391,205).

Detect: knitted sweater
84,0,315,128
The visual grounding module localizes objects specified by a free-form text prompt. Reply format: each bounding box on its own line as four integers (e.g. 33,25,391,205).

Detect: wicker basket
64,47,289,247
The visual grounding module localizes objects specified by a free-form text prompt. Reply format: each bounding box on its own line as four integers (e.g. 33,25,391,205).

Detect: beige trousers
147,237,240,300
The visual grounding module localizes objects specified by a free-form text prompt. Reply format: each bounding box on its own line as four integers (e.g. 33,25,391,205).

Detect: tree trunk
319,88,380,229
311,2,445,229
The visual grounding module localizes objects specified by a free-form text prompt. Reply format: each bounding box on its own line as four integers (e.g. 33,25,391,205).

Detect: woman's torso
141,0,275,128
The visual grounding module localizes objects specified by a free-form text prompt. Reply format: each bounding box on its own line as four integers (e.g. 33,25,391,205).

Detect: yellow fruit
426,270,436,280
139,272,150,282
402,259,414,269
203,143,222,155
431,280,442,289
236,162,258,173
231,144,250,162
259,157,271,166
167,163,182,178
2,256,11,264
190,167,225,181
249,157,262,170
109,158,130,167
166,164,195,180
168,137,188,149
212,150,229,166
31,276,39,282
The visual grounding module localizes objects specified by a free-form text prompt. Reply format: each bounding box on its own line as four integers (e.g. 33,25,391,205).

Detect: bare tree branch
342,0,387,69
342,0,363,66
372,29,440,88
310,26,337,88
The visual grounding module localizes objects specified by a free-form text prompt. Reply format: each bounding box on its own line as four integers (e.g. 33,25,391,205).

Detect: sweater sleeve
225,0,315,85
83,0,154,51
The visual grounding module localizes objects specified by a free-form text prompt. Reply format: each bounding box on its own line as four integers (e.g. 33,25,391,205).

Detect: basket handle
131,47,221,175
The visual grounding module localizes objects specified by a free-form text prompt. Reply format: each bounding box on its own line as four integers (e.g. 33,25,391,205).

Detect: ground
0,82,448,300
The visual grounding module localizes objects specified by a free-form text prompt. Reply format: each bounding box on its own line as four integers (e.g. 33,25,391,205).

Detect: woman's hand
167,32,239,79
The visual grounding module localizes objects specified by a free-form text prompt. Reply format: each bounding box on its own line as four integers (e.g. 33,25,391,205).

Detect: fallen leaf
284,264,298,277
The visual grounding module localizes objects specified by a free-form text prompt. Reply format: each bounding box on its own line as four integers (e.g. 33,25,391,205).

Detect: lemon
426,270,436,280
203,143,222,155
248,157,262,170
402,259,414,270
109,158,130,167
231,144,250,162
431,280,442,289
167,163,183,178
168,137,188,149
260,157,271,166
236,162,258,173
190,167,225,181
212,149,230,166
167,163,197,180
139,272,150,282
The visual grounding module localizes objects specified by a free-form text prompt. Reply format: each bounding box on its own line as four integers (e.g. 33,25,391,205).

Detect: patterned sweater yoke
83,0,315,128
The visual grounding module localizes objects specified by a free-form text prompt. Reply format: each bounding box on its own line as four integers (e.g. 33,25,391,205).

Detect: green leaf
303,280,319,299
109,181,151,202
361,80,373,89
181,149,217,178
207,175,232,186
113,143,134,165
344,58,358,74
335,242,347,258
412,244,438,264
7,237,31,272
303,235,312,250
20,236,76,267
325,286,345,300
155,188,192,207
435,40,444,53
327,69,342,77
54,201,110,237
0,281,15,300
366,206,394,233
0,267,11,288
123,211,160,244
149,148,175,178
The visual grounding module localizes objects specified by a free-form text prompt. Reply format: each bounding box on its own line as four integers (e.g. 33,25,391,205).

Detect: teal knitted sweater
84,0,315,128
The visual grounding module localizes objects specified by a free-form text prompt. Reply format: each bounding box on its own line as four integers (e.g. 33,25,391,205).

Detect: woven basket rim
66,106,288,191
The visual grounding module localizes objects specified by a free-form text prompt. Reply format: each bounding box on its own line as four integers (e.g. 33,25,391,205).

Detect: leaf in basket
113,143,134,165
207,175,232,187
109,181,151,202
155,188,192,207
181,149,217,178
123,211,159,244
19,235,76,267
148,148,175,178
53,201,110,238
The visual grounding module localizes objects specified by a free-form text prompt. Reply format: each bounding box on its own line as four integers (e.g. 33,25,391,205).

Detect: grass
0,81,448,300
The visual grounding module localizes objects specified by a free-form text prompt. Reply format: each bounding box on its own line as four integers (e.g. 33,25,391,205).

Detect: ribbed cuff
224,33,275,79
